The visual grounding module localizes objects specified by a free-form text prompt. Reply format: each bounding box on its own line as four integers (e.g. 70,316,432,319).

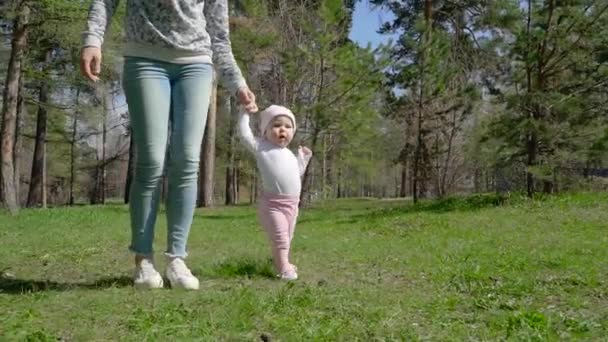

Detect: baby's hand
299,146,312,156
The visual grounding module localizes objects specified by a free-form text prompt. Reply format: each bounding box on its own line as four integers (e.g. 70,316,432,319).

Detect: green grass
1,192,607,340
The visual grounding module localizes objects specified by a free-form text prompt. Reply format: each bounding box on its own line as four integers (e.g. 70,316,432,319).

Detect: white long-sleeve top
238,113,311,196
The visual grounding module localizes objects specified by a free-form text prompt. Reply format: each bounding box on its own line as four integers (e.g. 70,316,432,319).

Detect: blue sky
348,1,397,48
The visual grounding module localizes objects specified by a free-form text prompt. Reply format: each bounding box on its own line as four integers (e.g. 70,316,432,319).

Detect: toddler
238,105,312,280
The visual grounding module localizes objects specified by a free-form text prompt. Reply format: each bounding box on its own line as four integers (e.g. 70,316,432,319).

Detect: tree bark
90,84,108,204
235,161,240,200
299,127,318,206
336,166,342,198
14,73,25,205
69,88,80,205
321,134,327,198
100,90,107,204
249,167,257,204
225,168,234,204
440,110,458,197
413,0,433,203
225,96,238,205
1,1,30,214
27,48,53,208
400,164,407,198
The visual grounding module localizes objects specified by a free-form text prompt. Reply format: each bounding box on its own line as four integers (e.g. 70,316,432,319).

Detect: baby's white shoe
279,265,298,281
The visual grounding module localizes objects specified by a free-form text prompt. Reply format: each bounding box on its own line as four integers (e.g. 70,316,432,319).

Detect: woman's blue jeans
123,56,213,258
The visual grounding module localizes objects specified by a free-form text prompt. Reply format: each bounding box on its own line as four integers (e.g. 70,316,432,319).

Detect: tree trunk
419,144,431,198
225,167,234,205
235,161,240,200
198,76,217,207
536,0,555,194
321,134,327,198
359,175,364,197
526,133,537,197
473,168,481,193
90,158,101,204
439,111,458,197
90,84,109,204
523,0,556,197
224,163,239,205
299,128,318,206
336,166,342,198
69,88,81,205
14,73,25,205
413,0,433,204
27,48,53,208
249,167,257,204
1,1,30,214
225,96,238,205
101,91,107,204
327,136,337,199
412,96,423,203
400,164,407,197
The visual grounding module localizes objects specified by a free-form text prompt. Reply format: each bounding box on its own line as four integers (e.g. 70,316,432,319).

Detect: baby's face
265,115,294,148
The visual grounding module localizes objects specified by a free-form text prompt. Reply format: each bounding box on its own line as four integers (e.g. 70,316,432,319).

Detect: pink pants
258,192,300,274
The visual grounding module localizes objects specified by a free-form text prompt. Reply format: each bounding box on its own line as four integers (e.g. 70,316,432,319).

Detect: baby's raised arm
297,146,312,177
237,111,258,153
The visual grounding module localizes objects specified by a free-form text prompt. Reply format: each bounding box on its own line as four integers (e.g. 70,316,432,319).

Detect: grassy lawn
1,192,607,340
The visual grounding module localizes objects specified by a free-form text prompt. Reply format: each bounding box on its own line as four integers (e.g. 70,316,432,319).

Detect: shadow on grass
0,275,132,294
200,257,275,279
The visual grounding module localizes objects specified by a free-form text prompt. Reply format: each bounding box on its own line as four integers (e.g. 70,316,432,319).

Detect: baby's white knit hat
259,105,296,134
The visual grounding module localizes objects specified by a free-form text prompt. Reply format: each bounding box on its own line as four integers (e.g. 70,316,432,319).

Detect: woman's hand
237,86,258,113
80,47,102,82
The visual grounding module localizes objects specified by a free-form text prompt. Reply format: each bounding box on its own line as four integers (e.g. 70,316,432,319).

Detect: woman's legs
123,58,213,290
123,57,171,257
165,63,213,258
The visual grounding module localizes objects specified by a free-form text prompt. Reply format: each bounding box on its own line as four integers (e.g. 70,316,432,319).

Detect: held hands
80,47,102,82
237,86,258,113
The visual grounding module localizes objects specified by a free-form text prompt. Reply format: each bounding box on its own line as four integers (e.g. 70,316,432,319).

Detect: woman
80,0,258,290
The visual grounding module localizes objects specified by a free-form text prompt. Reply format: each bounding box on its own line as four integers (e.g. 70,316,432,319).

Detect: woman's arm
204,0,248,95
82,0,120,48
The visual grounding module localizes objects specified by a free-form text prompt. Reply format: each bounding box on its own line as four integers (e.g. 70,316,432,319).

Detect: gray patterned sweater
83,0,247,94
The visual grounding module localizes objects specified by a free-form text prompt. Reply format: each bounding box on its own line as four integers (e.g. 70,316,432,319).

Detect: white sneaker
133,258,164,289
279,270,298,281
165,258,199,290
